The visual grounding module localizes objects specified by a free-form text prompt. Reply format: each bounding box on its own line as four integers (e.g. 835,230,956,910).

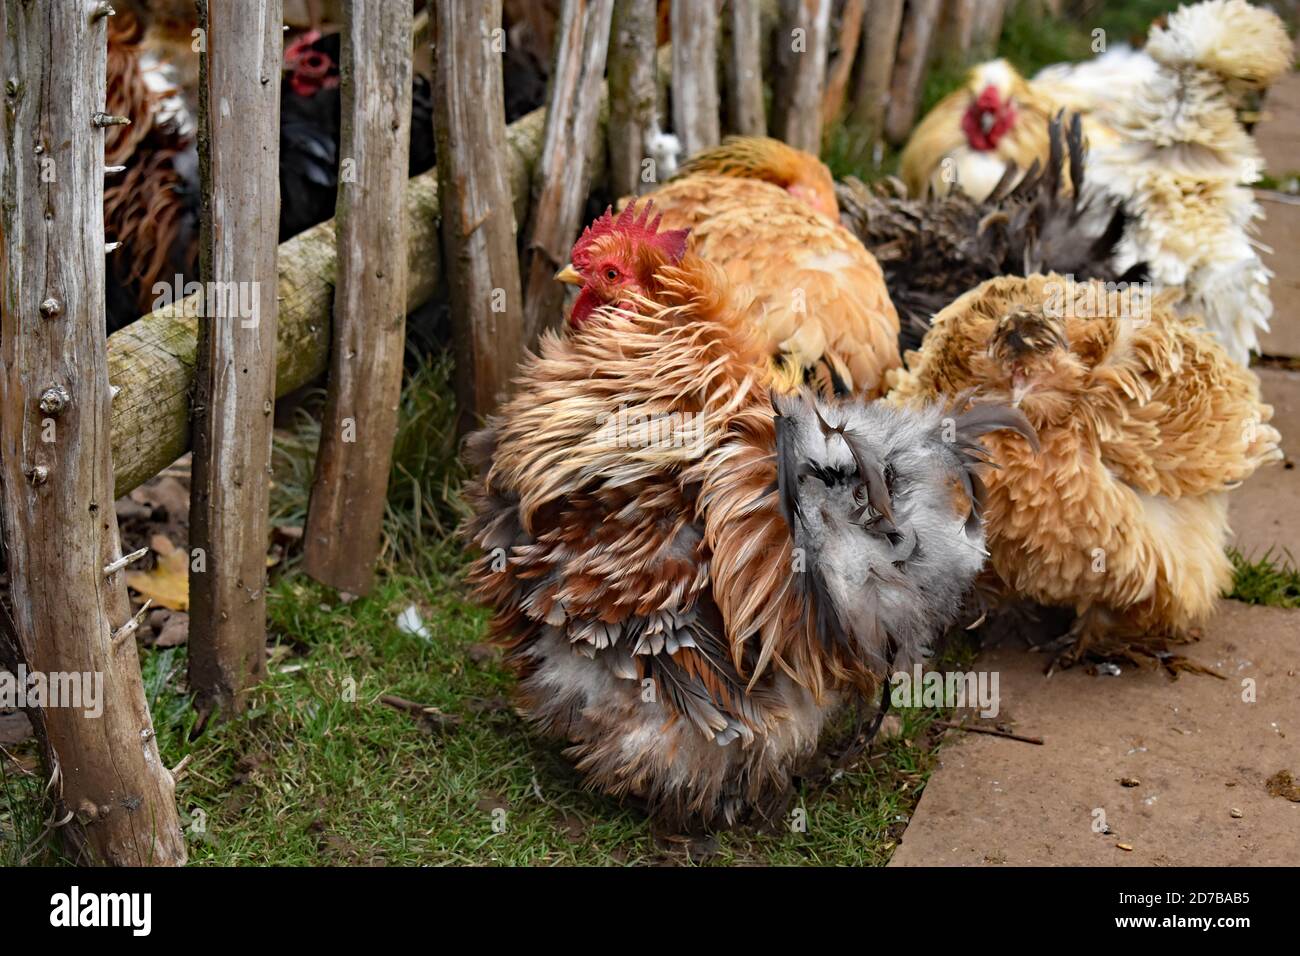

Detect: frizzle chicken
607,137,902,397
464,202,1035,826
278,29,438,241
102,4,200,330
1067,0,1293,364
888,273,1282,670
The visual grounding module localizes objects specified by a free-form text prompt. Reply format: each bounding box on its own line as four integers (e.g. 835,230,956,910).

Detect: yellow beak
554,264,582,286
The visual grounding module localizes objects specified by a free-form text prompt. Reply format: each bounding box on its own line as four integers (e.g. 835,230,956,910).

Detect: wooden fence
0,0,1012,866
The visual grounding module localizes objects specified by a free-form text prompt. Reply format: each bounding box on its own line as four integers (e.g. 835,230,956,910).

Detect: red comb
570,199,690,273
974,85,1002,110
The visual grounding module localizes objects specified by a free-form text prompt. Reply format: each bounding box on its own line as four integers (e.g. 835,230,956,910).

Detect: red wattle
568,286,602,329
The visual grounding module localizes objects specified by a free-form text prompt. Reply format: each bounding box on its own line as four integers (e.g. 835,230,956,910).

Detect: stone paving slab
888,601,1300,867
1256,196,1300,359
1256,67,1300,179
1255,60,1300,359
1229,367,1300,556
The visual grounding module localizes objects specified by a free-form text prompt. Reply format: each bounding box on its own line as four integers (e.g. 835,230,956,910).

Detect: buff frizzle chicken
464,201,1035,826
888,273,1282,670
621,136,902,397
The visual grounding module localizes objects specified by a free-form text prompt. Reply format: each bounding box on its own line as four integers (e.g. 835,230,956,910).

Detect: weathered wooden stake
822,0,868,128
850,0,905,148
188,0,282,716
773,0,832,152
970,0,1008,58
302,0,414,594
607,0,659,197
936,0,976,63
726,0,767,136
521,0,614,344
671,0,721,156
885,0,942,144
431,0,524,435
105,106,551,501
107,63,679,503
0,0,185,865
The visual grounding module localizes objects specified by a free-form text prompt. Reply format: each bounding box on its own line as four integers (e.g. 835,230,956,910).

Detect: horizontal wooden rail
109,43,680,499
107,106,548,498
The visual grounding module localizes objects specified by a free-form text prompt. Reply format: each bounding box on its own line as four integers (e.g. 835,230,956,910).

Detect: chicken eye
604,268,620,281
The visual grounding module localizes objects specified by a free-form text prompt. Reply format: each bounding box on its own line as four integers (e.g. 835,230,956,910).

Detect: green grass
1,352,963,867
136,567,953,866
0,750,61,866
1257,171,1300,194
1226,548,1300,609
821,122,899,184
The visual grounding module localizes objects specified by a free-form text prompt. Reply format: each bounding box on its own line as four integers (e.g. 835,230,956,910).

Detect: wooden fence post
773,0,832,152
970,0,1008,58
726,0,767,136
608,0,659,197
302,0,414,593
672,0,721,156
936,0,976,63
188,0,282,716
0,0,185,865
521,0,615,344
822,0,868,128
885,0,942,144
850,0,906,149
432,0,524,435
104,66,681,504
103,105,547,501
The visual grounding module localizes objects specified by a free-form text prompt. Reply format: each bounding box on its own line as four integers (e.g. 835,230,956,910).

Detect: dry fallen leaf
154,612,190,648
126,546,189,611
0,710,34,747
129,476,190,522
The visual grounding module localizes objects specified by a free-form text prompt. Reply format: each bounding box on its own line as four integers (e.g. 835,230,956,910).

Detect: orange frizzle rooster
888,274,1282,670
465,202,1034,826
566,137,902,397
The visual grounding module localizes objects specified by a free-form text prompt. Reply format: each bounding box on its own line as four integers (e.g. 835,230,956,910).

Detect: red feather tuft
570,198,690,273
